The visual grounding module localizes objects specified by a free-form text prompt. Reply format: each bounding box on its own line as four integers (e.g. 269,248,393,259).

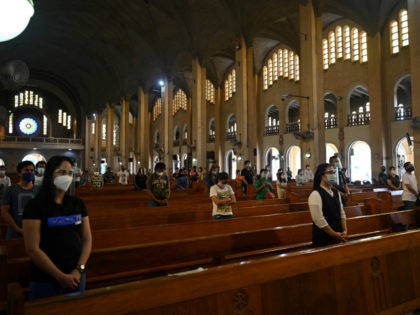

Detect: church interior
1,0,420,314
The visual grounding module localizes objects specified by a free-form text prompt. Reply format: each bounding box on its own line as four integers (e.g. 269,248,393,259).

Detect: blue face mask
22,172,35,183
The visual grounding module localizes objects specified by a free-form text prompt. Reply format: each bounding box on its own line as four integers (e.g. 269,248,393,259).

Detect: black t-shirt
23,195,88,282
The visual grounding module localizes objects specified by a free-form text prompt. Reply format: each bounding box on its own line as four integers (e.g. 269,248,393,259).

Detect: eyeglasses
54,169,74,176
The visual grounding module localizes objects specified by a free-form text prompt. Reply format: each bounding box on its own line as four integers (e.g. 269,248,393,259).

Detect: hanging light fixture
0,0,34,42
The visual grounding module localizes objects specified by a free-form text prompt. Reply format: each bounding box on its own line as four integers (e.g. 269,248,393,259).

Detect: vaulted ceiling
0,0,405,116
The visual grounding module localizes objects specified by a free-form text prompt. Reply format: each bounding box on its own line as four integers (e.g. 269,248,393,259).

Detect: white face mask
219,183,226,189
0,170,5,176
54,175,73,192
37,167,45,175
326,174,337,185
157,172,164,176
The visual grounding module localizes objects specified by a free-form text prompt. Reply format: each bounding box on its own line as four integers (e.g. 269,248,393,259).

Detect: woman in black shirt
23,156,92,299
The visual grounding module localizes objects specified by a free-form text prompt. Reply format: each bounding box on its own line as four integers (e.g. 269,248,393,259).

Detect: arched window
351,28,360,61
400,9,409,47
285,101,300,133
344,26,351,60
263,66,268,90
322,39,329,70
393,75,412,121
390,20,399,54
226,115,237,140
206,80,215,104
336,26,343,59
329,31,336,64
360,32,368,62
208,119,215,143
264,106,279,136
268,59,273,86
349,141,371,182
224,68,236,101
348,86,370,126
324,93,338,129
172,89,187,115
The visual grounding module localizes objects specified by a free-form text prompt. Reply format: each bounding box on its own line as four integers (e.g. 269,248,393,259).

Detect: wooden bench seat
8,230,420,315
2,209,417,296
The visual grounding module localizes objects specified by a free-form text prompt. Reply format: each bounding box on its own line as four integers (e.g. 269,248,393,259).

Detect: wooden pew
2,209,417,295
8,230,420,315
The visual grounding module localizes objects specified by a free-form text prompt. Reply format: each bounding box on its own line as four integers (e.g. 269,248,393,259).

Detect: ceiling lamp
0,0,34,42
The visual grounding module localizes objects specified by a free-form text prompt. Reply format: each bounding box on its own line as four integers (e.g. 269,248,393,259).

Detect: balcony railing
208,135,215,143
394,106,412,121
285,122,300,134
1,136,82,144
226,131,237,141
324,118,337,129
264,125,279,136
347,112,370,126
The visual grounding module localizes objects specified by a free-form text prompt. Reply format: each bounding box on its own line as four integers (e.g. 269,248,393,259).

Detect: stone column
214,86,222,168
408,0,420,182
161,79,174,172
94,112,102,171
367,33,388,178
235,37,249,170
138,87,151,169
105,104,114,169
120,97,129,167
191,58,207,168
299,1,324,167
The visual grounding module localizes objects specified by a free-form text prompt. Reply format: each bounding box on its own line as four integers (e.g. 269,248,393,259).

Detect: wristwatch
77,264,86,273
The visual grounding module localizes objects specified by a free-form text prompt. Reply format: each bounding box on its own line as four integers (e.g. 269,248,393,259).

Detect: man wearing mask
0,165,11,202
378,165,388,186
1,161,39,239
241,160,254,195
329,155,349,206
34,161,46,187
402,162,419,210
146,162,170,206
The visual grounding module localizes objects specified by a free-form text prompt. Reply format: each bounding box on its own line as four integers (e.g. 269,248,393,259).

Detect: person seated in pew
210,172,236,219
254,169,275,200
308,163,347,247
146,162,170,206
386,166,401,191
22,156,92,299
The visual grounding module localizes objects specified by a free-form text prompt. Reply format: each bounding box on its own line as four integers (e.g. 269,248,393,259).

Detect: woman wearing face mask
210,172,236,219
308,163,347,247
34,161,46,187
254,169,274,200
22,156,92,299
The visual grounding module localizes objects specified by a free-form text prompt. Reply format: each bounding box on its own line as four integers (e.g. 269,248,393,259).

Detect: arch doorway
265,147,280,180
349,141,371,182
22,153,46,166
286,145,301,180
326,143,338,163
396,136,414,178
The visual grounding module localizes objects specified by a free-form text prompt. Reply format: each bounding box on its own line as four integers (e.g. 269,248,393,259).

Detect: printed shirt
147,173,169,200
210,184,234,216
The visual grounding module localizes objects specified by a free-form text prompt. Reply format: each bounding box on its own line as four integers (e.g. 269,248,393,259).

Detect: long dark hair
38,156,74,202
313,163,330,190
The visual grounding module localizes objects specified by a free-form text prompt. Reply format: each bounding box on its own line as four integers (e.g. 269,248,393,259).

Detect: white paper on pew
167,267,206,276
